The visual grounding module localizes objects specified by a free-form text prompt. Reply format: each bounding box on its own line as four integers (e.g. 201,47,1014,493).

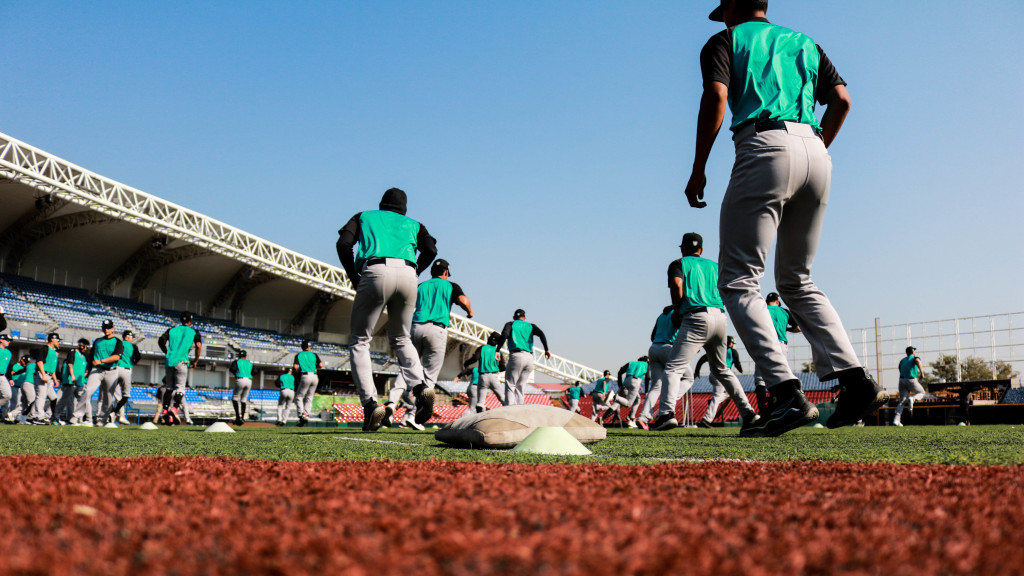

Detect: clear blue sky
3,1,1022,372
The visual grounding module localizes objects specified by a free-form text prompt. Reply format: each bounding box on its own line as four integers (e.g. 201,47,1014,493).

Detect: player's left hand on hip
685,173,708,208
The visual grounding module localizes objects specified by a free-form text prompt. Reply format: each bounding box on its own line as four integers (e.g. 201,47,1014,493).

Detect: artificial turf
1,423,1021,465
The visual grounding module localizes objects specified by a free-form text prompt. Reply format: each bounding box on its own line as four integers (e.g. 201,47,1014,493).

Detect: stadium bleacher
96,294,174,338
3,274,114,331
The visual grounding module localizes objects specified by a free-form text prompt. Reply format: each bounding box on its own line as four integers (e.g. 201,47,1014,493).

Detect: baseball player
683,0,884,435
590,370,614,422
893,347,926,427
276,368,295,426
58,339,89,424
336,187,437,431
388,258,474,426
105,330,141,425
231,350,254,426
30,333,61,424
651,233,759,433
611,357,650,428
462,331,507,411
497,309,551,406
0,334,12,417
85,320,124,426
693,336,758,427
640,306,678,427
565,381,583,414
0,304,6,331
753,292,801,415
7,355,33,423
453,365,481,422
157,311,202,425
293,341,323,427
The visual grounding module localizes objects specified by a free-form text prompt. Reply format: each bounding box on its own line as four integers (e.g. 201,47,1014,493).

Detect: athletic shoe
296,416,306,428
413,385,435,425
408,420,425,431
381,403,395,428
80,420,94,428
166,406,181,426
118,416,130,425
636,419,649,431
696,420,713,429
826,368,888,429
739,413,762,436
651,414,678,431
626,419,638,428
362,402,387,432
740,380,818,437
893,421,904,427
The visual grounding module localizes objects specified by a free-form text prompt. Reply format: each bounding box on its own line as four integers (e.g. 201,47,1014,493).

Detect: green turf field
1,424,1022,465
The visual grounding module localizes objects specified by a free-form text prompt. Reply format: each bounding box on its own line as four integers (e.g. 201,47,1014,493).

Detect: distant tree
920,354,1019,384
800,361,815,374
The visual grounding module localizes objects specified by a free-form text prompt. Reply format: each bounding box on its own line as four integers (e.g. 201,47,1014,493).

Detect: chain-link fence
735,312,1023,392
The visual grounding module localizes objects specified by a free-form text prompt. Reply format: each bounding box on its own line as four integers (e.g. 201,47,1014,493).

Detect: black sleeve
112,339,124,359
32,346,47,363
230,360,239,374
414,223,438,275
449,282,466,305
700,30,732,89
464,347,482,369
733,353,744,374
12,365,25,378
316,354,323,368
64,350,76,366
532,325,549,352
336,212,362,285
293,354,301,368
694,355,708,378
784,309,801,332
814,46,846,104
157,330,170,353
497,322,513,350
456,367,474,380
193,329,202,344
667,260,683,286
498,357,506,371
616,364,627,384
131,346,141,365
0,313,6,332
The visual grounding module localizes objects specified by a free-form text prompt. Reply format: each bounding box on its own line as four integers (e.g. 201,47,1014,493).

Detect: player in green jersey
276,368,296,426
0,334,12,417
497,309,552,406
157,312,203,425
30,333,62,424
231,349,255,426
893,347,926,427
590,370,614,422
753,292,801,416
461,331,507,413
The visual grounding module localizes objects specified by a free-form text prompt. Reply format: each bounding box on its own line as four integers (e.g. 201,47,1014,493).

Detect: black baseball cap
0,334,10,342
47,332,61,341
727,335,735,344
122,330,134,338
431,259,450,277
766,292,780,302
680,232,703,253
513,309,526,320
710,0,768,22
301,339,311,349
180,311,193,323
77,338,90,347
238,349,247,358
906,346,917,355
102,319,115,330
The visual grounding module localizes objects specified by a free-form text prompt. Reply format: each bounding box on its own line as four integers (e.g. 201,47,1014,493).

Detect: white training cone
139,422,159,430
204,422,236,433
510,426,592,456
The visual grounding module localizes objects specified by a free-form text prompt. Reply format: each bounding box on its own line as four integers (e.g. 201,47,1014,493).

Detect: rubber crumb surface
1,455,1020,576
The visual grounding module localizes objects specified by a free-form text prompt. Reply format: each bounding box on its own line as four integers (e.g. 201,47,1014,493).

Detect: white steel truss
0,131,602,383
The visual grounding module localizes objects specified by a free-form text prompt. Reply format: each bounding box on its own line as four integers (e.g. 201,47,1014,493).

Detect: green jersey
509,320,535,353
899,356,920,379
0,348,11,375
768,306,791,344
593,377,611,394
726,348,734,370
295,351,319,374
63,350,88,387
480,344,500,374
652,311,678,345
163,325,200,367
729,21,822,131
116,340,137,369
233,358,254,379
279,373,295,390
12,365,31,387
354,210,421,270
36,346,58,374
567,385,582,400
625,361,649,379
412,278,454,327
469,367,480,386
91,336,123,370
673,256,724,313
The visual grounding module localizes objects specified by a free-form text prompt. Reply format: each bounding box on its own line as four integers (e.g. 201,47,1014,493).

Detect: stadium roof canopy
0,131,601,383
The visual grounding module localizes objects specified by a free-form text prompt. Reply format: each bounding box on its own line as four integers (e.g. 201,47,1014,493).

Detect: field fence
734,312,1023,392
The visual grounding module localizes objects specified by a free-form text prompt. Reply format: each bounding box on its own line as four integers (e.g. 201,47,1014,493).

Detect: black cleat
413,385,435,425
696,420,713,429
362,402,387,432
740,380,818,437
651,414,678,431
381,402,395,428
826,368,888,429
739,413,762,436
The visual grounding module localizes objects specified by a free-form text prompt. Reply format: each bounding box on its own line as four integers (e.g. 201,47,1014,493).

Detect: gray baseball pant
642,343,673,421
233,377,252,403
894,378,926,420
278,389,295,423
0,376,10,411
659,308,743,419
349,259,424,406
390,321,447,406
166,364,189,395
478,372,504,408
701,369,755,424
505,351,534,406
568,397,580,414
56,384,77,423
613,375,643,421
753,341,789,390
466,385,480,413
81,368,118,424
718,122,861,387
32,372,54,420
295,374,318,417
17,384,35,418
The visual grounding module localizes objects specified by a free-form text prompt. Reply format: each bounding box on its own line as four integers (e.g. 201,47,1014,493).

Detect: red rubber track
1,455,1020,575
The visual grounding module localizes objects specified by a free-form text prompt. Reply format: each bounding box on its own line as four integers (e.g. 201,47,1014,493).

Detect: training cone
139,422,159,430
104,422,119,429
509,426,592,456
204,422,236,433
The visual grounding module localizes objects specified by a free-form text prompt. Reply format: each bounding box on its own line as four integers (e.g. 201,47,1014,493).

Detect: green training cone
510,426,592,456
